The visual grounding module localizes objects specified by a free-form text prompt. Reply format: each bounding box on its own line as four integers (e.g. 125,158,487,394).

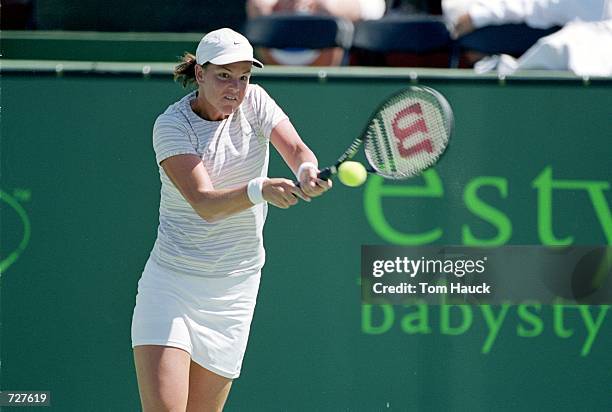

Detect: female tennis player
131,28,331,411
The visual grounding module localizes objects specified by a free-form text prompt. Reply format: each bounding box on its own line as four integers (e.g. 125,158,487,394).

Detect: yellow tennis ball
337,161,367,187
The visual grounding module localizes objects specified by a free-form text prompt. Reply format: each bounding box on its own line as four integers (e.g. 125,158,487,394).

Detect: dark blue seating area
456,23,561,57
243,13,558,67
245,14,354,50
3,1,560,68
352,15,450,53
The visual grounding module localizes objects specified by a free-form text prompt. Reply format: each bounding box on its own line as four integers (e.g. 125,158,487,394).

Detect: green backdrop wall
1,67,611,411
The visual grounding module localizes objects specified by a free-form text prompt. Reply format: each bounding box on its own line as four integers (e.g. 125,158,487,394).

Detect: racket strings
368,119,397,174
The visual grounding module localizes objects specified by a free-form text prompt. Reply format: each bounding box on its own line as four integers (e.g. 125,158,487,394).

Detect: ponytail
173,52,198,87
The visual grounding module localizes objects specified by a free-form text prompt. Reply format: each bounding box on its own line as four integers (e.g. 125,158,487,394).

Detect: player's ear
195,64,206,84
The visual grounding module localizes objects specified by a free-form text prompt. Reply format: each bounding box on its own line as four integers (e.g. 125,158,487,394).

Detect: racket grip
294,167,332,189
318,167,333,181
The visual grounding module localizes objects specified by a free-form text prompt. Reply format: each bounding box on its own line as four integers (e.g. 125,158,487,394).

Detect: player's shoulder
245,83,270,101
244,84,276,113
247,83,262,93
154,93,193,130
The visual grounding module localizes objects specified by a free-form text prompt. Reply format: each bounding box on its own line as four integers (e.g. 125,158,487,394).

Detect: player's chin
220,100,242,115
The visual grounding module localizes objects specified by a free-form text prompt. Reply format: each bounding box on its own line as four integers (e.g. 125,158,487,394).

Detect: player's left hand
299,166,332,198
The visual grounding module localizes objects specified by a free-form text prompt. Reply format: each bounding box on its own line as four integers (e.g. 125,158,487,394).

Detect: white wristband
247,177,268,205
296,162,317,180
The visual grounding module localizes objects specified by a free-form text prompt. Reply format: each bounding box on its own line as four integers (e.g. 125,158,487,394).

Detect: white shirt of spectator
443,0,612,28
444,0,612,76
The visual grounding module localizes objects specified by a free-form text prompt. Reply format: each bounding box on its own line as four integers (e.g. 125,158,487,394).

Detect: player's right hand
262,178,310,208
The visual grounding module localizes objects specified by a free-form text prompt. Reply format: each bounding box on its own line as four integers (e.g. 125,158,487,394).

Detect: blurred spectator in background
248,0,386,22
247,0,386,65
386,0,442,15
443,0,612,76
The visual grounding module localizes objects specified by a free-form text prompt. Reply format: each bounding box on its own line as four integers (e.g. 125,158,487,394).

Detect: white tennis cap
196,28,263,68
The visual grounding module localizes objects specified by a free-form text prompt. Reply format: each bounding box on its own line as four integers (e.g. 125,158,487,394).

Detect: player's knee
141,389,187,412
136,359,189,410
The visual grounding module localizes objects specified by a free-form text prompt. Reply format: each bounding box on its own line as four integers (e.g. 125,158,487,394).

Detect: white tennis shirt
149,84,288,277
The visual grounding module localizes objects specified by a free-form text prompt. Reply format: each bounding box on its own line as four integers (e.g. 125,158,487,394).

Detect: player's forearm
289,144,318,176
270,119,318,176
189,186,254,223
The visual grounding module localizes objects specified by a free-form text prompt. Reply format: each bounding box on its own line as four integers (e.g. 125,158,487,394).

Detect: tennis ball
338,161,367,187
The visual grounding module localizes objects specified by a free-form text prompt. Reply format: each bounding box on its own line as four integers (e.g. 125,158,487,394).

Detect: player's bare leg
186,361,233,412
133,345,191,412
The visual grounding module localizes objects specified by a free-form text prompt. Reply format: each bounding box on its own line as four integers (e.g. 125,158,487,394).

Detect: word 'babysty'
362,301,610,356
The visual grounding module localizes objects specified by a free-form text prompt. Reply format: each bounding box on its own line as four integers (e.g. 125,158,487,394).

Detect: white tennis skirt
131,257,261,379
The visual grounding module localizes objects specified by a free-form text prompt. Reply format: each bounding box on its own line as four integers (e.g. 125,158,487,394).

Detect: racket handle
295,166,334,188
318,167,333,181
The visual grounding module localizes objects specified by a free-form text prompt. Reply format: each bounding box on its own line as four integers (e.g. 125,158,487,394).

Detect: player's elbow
193,206,223,223
196,210,222,223
189,192,225,223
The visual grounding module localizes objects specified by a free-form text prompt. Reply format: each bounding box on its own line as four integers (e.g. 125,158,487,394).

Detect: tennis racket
312,85,453,181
